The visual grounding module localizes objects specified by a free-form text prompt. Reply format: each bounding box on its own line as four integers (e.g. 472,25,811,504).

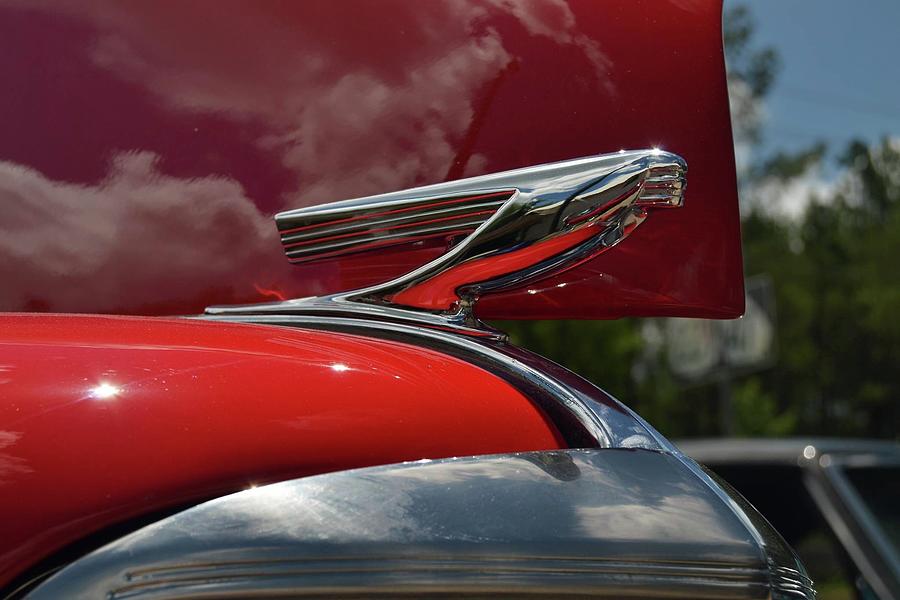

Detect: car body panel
0,313,564,589
0,0,742,320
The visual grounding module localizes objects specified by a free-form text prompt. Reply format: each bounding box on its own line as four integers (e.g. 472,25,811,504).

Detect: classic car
681,438,900,600
1,1,816,598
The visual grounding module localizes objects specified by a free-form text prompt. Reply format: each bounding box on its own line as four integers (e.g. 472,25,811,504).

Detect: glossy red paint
0,0,741,320
0,314,563,588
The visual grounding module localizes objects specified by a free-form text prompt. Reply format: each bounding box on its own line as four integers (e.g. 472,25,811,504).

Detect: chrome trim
279,190,513,263
28,449,804,599
207,150,686,337
210,292,507,339
694,466,816,599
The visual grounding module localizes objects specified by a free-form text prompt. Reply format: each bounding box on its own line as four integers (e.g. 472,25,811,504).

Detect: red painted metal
0,314,563,588
0,0,741,320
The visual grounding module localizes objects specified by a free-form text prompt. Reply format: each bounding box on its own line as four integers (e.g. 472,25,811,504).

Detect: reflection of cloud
484,0,612,90
488,0,577,39
0,152,289,312
0,431,32,485
2,3,617,311
18,1,611,206
668,0,709,13
241,477,422,541
56,2,513,203
269,34,511,203
103,451,755,571
576,495,736,544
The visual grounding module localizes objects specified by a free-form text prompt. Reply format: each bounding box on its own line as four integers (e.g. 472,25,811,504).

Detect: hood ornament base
206,149,686,338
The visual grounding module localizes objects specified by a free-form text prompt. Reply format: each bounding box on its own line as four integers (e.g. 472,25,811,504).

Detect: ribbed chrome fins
277,190,514,264
206,150,686,337
274,150,685,266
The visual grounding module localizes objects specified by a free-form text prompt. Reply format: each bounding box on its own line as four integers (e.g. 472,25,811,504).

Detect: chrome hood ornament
207,149,686,337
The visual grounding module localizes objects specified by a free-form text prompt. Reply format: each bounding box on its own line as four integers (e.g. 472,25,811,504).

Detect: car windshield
842,465,900,558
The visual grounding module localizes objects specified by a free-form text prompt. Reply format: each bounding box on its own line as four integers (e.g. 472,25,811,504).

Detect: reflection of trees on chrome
520,451,581,482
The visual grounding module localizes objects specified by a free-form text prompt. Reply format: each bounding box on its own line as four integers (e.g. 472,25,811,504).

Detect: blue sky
730,0,900,162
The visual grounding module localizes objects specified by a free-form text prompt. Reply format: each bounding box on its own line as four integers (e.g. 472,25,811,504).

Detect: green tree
741,138,900,438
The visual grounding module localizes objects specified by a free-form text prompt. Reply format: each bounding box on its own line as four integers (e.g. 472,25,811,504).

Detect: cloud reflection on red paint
253,283,287,302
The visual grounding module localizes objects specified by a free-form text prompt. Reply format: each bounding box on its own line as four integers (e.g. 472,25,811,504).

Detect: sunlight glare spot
90,382,120,400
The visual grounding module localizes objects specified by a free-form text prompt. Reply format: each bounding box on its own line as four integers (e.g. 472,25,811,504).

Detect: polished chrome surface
207,150,686,336
28,449,813,599
198,312,673,451
209,290,507,338
279,190,513,264
699,468,816,600
276,149,684,273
